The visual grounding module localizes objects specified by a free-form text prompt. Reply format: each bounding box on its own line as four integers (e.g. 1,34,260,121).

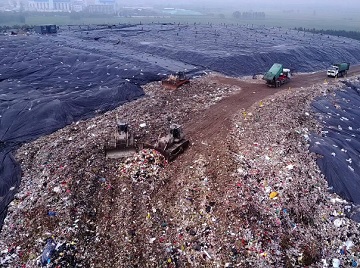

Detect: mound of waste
1,23,360,227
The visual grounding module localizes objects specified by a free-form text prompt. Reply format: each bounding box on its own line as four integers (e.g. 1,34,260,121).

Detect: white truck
327,62,350,78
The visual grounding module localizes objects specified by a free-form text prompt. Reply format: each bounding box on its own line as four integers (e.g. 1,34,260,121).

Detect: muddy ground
1,69,360,267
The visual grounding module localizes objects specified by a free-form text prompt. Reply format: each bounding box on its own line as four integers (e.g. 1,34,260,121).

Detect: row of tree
294,27,360,41
0,12,25,24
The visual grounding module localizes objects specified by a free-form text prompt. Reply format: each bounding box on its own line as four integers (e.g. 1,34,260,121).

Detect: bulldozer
147,124,189,161
161,71,190,90
104,121,137,159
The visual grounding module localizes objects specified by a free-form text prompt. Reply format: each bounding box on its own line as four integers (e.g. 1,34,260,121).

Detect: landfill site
1,23,360,267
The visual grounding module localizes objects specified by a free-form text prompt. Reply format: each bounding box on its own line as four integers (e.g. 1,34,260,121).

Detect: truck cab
282,68,291,78
327,66,339,78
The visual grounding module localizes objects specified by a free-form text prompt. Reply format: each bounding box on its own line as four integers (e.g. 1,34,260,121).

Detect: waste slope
309,80,360,221
2,23,360,228
0,33,147,227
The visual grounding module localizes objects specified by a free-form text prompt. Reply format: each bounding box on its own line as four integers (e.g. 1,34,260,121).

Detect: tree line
0,12,25,24
294,27,360,41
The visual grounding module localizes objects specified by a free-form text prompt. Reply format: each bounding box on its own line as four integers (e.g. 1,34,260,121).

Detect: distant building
28,0,51,11
53,0,71,11
27,0,111,12
86,0,114,14
27,0,78,11
34,24,58,34
72,0,84,12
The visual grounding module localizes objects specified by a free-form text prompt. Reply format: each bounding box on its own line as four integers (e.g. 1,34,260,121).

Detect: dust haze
0,0,359,31
120,0,360,11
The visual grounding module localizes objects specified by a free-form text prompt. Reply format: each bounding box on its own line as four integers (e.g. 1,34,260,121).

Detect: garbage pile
0,74,360,267
120,149,167,182
0,74,241,267
227,80,360,266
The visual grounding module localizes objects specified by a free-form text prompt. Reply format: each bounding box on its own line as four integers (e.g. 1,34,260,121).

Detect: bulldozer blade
161,80,190,90
141,140,189,162
105,147,137,159
165,139,190,161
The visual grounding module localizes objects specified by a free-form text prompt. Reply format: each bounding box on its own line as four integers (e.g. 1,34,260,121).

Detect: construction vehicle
145,124,189,161
104,121,137,159
327,62,350,78
161,71,190,90
263,63,291,88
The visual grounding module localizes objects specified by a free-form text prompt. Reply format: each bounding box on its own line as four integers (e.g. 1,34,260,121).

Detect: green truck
327,62,350,78
263,63,291,88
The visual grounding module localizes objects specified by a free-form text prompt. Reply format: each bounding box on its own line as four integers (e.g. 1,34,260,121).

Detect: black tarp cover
310,79,360,221
2,23,360,227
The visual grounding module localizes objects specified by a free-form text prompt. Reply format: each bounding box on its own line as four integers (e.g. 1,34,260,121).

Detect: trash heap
1,74,360,267
0,74,241,267
120,149,167,182
226,81,360,267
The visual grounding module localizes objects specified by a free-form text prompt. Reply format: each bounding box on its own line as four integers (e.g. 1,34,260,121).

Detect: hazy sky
1,0,360,10
120,0,360,10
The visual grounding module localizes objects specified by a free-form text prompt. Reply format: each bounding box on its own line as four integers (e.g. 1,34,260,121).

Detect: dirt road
185,65,360,141
170,64,360,192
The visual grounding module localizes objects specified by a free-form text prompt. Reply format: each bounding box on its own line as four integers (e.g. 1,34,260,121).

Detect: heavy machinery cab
158,124,181,151
105,121,136,158
116,122,133,147
176,71,187,81
154,124,189,161
170,124,184,141
117,122,128,133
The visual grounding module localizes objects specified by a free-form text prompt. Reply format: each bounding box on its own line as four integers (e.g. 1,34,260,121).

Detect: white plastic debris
332,258,340,268
286,164,294,170
333,218,344,228
53,186,61,193
344,240,354,250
